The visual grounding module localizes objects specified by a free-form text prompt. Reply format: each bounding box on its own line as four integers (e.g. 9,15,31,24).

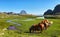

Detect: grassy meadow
0,14,60,37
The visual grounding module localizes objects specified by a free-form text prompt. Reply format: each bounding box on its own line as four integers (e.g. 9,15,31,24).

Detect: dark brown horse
29,23,45,33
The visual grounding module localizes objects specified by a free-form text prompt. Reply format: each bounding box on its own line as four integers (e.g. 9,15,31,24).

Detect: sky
0,0,60,15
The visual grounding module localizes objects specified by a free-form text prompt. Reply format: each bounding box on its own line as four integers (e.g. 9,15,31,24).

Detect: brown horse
29,19,53,33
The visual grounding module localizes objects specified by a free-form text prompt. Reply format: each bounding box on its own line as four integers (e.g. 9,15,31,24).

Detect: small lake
6,17,44,25
21,18,35,21
36,17,44,19
6,20,21,26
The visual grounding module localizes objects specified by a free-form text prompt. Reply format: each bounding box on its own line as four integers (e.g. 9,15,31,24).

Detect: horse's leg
29,28,31,33
45,24,48,30
39,25,42,33
40,24,45,33
29,28,35,33
29,26,34,33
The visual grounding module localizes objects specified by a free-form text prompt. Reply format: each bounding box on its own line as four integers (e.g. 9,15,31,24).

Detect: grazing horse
29,19,53,33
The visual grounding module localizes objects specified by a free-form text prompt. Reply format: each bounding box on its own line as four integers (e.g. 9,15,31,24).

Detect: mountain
44,9,53,18
44,9,53,15
53,4,60,15
20,10,27,15
44,4,60,19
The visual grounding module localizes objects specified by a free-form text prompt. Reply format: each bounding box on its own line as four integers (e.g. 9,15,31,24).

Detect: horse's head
49,21,53,24
47,21,53,26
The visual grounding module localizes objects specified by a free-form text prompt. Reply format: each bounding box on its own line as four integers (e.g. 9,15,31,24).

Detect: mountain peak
20,10,27,15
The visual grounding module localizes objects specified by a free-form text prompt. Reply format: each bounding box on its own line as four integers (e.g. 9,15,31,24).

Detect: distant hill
20,10,27,15
53,4,60,15
44,9,53,15
44,4,60,19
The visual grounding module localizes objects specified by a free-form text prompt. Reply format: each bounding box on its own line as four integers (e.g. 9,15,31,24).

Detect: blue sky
0,0,60,15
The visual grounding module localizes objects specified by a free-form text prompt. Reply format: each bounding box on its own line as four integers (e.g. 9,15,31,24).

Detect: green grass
0,15,60,37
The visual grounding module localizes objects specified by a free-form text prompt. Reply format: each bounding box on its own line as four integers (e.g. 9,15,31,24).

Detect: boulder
7,25,16,30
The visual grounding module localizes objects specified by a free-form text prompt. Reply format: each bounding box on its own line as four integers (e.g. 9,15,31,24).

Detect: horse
29,19,53,33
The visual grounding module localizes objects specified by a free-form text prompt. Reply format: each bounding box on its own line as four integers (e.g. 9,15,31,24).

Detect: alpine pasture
0,14,60,37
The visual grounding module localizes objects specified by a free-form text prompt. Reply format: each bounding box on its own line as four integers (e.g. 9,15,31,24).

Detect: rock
7,25,16,30
2,28,7,31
